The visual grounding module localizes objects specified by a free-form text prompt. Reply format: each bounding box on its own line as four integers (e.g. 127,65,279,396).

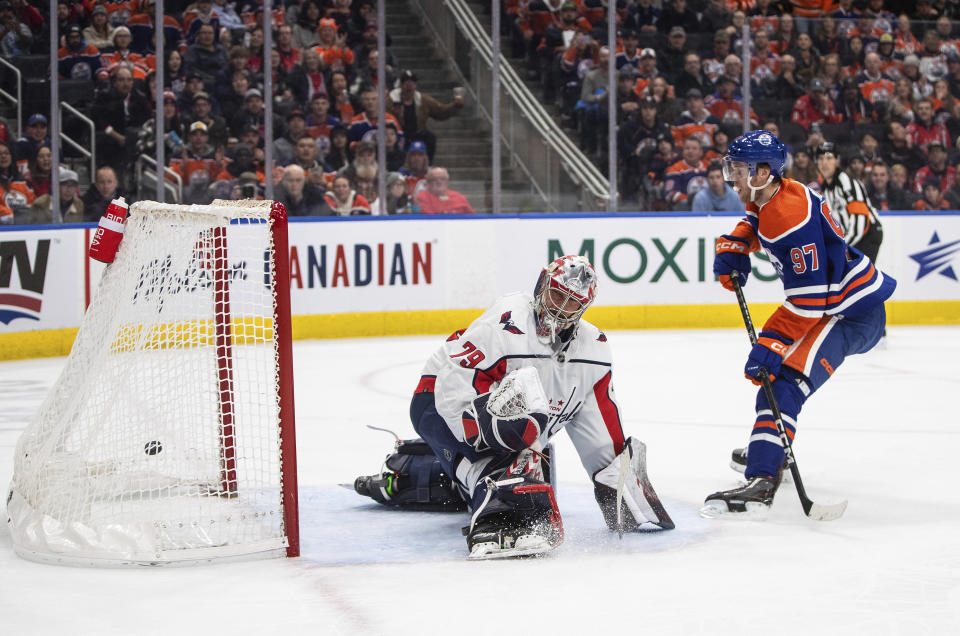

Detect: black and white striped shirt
818,171,882,248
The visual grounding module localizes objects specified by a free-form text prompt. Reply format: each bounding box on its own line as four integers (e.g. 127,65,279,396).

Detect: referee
815,143,884,263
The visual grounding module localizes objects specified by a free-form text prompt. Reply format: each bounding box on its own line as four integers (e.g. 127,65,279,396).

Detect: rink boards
1,211,959,360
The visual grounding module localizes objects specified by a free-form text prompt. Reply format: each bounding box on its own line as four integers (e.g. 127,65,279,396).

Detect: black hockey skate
729,447,792,484
464,476,563,560
699,472,782,519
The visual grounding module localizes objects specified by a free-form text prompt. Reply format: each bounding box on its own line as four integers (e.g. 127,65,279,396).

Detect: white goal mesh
6,199,298,566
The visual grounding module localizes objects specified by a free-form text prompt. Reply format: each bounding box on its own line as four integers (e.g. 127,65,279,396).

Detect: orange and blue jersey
728,178,894,479
664,158,709,206
728,178,895,360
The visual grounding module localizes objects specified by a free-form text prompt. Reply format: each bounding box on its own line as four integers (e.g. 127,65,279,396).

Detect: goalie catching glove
462,367,549,453
592,437,674,532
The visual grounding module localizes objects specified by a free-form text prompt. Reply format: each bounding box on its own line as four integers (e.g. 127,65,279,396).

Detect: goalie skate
467,528,557,560
729,447,792,484
465,477,563,560
699,473,781,520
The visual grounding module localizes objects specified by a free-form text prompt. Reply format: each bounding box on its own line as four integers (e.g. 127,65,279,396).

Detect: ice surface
2,327,959,635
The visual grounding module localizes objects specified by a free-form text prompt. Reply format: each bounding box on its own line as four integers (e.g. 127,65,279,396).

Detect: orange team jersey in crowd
560,44,596,72
860,78,895,104
633,79,673,100
790,0,829,18
127,13,184,40
672,121,718,148
749,15,779,37
664,158,709,205
725,0,757,10
333,97,355,122
841,62,862,77
58,44,100,59
877,58,901,80
98,51,153,79
847,26,884,42
0,181,35,220
103,1,138,25
347,112,403,145
307,121,336,142
312,44,354,68
894,31,920,56
706,98,759,127
168,157,221,188
750,53,782,79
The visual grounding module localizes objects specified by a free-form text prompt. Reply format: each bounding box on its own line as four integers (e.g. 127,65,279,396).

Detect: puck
144,440,163,456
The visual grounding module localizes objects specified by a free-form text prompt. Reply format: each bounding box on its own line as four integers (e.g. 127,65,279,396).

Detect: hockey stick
731,272,847,521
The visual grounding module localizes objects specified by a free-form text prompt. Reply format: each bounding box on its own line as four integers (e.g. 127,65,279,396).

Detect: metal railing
413,0,610,212
135,154,182,203
0,56,22,141
58,102,95,182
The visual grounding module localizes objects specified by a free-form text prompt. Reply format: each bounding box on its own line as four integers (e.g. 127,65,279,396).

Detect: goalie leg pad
592,437,674,531
353,438,467,511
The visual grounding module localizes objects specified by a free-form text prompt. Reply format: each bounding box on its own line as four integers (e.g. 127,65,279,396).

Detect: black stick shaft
731,272,816,516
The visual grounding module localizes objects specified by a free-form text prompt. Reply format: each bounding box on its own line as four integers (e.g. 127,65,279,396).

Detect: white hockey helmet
533,255,598,345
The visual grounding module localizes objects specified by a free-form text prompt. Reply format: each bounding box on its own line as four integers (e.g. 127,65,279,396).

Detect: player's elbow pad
462,394,548,454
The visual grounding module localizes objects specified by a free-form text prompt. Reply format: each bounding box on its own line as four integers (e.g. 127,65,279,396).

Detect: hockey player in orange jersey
701,130,896,517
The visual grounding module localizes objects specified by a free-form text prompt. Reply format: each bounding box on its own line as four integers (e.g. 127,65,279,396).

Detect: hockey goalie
354,255,673,559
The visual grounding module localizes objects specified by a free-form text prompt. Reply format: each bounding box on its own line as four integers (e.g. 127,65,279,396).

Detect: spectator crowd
507,0,960,211
0,0,472,223
1,0,959,220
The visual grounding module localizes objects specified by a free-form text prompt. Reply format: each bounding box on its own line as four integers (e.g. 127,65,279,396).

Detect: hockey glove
744,331,792,385
462,395,548,453
462,369,549,454
714,234,752,291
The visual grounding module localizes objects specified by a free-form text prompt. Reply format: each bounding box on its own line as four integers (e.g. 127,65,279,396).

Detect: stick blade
805,499,848,521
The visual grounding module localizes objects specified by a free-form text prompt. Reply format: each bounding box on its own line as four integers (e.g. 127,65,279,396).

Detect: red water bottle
89,197,129,263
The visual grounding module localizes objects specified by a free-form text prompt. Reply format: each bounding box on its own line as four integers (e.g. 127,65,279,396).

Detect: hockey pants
411,389,497,510
746,303,887,479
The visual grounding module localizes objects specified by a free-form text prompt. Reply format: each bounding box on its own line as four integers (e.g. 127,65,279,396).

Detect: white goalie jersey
420,292,626,477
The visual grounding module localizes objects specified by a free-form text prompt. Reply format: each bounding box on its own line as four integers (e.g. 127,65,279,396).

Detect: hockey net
6,199,299,566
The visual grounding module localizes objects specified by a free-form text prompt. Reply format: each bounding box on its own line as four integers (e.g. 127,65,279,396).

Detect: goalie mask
533,255,598,347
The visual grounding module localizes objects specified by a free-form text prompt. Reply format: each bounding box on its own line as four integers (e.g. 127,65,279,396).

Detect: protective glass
721,156,749,182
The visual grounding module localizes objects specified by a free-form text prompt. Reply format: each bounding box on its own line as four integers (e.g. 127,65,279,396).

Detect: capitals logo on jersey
499,311,524,334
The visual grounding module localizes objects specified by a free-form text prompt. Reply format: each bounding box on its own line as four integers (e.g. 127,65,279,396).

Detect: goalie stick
731,272,847,522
